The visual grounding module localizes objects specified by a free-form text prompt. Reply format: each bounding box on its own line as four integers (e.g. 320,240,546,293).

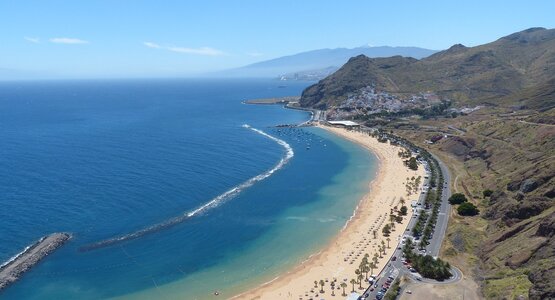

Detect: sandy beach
233,125,425,299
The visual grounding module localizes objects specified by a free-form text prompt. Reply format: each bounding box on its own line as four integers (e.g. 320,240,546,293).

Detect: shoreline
232,125,425,299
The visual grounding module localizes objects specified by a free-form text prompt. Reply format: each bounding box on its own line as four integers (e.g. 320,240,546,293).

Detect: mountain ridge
300,27,555,110
217,45,437,78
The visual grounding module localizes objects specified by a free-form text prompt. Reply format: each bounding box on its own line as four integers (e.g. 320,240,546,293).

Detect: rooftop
328,120,360,126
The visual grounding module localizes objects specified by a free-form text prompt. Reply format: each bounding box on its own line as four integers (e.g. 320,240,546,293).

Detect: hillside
218,46,437,78
299,27,555,299
300,27,555,111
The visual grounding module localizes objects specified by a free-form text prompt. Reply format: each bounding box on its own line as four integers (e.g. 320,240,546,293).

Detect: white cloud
144,42,225,56
143,41,161,49
49,37,89,44
247,51,264,57
24,37,40,43
167,46,225,56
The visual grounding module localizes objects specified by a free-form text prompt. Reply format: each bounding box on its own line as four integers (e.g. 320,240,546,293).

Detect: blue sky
1,0,554,79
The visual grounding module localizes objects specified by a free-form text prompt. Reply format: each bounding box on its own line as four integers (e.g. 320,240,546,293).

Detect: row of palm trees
311,279,348,297
307,199,406,298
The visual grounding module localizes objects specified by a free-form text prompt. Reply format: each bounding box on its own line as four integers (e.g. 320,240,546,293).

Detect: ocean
0,79,376,299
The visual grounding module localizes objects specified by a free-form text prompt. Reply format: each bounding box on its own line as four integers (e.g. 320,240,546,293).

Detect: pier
0,233,71,291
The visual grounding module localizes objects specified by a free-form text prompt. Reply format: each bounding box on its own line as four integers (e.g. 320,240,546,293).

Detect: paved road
426,154,452,257
357,148,455,300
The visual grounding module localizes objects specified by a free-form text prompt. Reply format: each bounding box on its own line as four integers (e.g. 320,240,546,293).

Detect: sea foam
80,125,294,251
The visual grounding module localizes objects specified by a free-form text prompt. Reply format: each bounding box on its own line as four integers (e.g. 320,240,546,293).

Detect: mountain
298,27,555,299
219,46,437,78
300,27,555,109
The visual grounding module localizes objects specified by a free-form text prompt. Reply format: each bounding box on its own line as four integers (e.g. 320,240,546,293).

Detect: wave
79,125,294,252
0,236,45,269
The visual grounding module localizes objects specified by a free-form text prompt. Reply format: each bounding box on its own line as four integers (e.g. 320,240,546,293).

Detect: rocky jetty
0,232,71,291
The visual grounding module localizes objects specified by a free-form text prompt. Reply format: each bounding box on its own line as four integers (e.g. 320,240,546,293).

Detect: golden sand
233,126,425,299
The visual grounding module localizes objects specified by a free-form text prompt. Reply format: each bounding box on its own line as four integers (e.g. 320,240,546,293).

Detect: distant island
218,45,438,79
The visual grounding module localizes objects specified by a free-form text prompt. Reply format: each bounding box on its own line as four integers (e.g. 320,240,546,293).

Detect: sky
1,0,555,79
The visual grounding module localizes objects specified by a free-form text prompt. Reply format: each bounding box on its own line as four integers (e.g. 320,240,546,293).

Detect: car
392,256,397,261
380,288,387,293
388,276,394,280
406,290,413,294
369,287,375,292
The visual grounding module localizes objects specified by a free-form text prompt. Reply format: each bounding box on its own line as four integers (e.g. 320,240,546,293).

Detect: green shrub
483,189,494,197
448,193,467,205
458,202,479,216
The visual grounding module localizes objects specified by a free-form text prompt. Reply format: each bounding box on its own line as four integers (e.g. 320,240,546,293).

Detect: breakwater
79,125,295,252
0,233,71,291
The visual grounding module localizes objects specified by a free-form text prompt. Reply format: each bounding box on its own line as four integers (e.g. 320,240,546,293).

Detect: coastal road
425,155,452,257
357,152,454,300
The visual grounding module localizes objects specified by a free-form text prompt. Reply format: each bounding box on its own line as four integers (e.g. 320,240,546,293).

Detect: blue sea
0,79,376,299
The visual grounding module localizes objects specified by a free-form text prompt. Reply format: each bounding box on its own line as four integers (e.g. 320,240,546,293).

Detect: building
327,120,360,128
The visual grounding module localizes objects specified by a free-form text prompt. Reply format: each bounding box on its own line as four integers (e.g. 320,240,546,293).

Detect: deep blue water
0,79,375,299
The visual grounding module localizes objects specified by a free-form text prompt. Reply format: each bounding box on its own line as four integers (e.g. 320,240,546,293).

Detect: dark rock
504,200,550,222
520,179,539,193
528,265,555,300
507,180,521,191
536,214,555,237
545,187,555,198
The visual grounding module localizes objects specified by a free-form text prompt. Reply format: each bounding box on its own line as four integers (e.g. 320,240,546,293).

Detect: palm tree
331,282,335,296
340,282,347,296
378,245,383,258
319,279,325,293
357,273,364,289
369,262,376,275
373,230,377,239
373,253,379,265
400,197,406,206
350,279,356,292
386,237,391,248
354,269,361,283
362,264,370,280
314,280,318,288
